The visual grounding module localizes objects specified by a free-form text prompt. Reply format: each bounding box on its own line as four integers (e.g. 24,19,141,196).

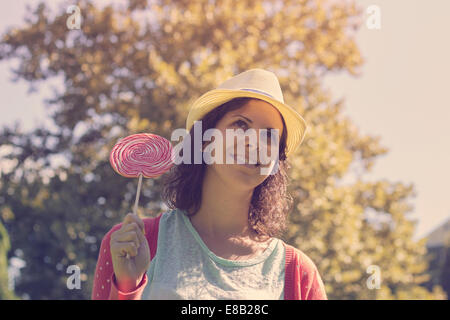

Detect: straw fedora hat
185,68,308,157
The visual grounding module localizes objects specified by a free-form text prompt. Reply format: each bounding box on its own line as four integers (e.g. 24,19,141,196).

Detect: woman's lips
231,153,259,168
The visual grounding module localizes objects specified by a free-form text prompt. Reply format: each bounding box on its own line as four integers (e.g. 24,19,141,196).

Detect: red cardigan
92,212,328,300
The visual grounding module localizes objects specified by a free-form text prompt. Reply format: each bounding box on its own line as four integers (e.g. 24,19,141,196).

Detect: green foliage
0,0,446,299
0,221,19,299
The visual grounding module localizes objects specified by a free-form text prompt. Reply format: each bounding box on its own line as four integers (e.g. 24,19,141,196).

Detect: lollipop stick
126,173,143,260
133,173,143,217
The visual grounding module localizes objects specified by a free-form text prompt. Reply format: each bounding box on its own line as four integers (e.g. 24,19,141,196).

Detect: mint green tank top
141,208,285,299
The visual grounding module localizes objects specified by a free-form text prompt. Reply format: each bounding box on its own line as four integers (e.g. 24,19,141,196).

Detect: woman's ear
201,136,214,152
202,140,209,152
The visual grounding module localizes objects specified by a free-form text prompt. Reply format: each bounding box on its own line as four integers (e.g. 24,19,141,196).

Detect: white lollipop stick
126,173,143,259
133,173,143,217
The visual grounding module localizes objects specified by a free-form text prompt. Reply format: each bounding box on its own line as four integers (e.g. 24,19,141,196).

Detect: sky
324,0,450,241
0,0,449,242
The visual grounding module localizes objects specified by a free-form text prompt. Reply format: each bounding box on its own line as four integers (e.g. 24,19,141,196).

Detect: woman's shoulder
283,243,328,299
141,208,183,233
105,209,175,237
280,240,320,272
141,209,175,226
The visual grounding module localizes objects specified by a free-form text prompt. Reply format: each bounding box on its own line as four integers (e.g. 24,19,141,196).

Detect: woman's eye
233,120,248,129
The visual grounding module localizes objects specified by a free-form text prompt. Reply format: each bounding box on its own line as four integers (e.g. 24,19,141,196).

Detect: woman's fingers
135,224,147,249
111,241,138,258
120,222,142,235
110,212,148,261
113,230,140,247
122,213,145,233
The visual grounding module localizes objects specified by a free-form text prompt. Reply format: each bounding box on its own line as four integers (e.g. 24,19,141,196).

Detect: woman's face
204,98,285,191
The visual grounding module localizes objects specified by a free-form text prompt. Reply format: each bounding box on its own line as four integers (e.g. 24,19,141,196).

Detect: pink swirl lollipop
109,133,174,218
110,133,174,179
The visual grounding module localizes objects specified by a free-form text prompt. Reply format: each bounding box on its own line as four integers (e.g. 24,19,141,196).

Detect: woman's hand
110,213,150,292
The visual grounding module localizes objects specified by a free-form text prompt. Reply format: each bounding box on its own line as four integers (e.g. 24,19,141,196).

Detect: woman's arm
302,263,327,300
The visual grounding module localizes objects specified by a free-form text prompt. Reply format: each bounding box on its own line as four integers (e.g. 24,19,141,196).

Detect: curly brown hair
162,97,293,239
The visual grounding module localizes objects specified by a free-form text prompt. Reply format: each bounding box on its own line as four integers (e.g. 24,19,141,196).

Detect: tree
0,0,446,299
0,221,19,299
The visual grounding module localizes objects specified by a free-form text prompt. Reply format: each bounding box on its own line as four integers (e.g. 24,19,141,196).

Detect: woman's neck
189,167,256,240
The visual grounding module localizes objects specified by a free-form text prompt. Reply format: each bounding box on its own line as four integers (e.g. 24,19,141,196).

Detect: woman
92,69,327,300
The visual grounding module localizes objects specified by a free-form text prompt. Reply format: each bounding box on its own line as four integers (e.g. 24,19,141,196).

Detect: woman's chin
223,164,266,188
